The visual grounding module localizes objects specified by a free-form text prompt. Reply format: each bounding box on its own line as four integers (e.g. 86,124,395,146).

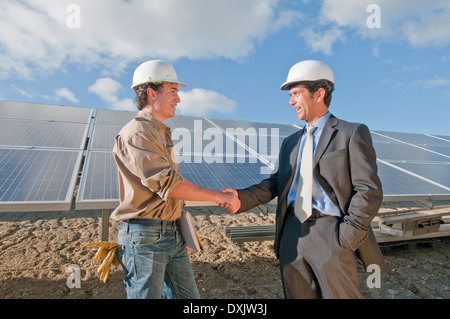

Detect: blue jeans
117,218,200,299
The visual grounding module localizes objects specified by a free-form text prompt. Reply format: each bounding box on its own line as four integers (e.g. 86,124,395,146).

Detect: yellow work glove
85,242,121,283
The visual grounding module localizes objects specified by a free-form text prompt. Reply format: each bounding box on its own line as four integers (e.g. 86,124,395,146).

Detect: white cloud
88,77,134,111
0,0,294,79
178,88,237,117
401,4,450,47
11,84,79,104
412,76,449,89
11,84,35,100
306,0,450,55
304,27,345,55
54,88,79,103
88,78,121,103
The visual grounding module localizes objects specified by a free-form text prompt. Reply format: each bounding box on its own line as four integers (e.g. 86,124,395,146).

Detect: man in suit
222,60,386,298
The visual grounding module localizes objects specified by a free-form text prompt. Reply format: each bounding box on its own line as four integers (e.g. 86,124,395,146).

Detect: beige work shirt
111,111,185,221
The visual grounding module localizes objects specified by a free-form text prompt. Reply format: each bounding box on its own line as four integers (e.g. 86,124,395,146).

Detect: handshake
218,188,240,214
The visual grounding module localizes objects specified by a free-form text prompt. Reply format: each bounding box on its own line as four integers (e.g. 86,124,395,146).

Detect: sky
0,0,449,136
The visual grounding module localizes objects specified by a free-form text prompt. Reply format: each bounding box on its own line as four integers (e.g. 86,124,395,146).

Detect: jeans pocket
132,229,162,246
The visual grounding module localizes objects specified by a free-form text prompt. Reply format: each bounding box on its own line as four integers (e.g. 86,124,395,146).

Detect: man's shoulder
330,115,369,133
282,128,303,148
118,116,157,138
285,127,303,140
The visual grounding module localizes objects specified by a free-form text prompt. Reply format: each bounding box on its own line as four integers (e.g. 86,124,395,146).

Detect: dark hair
133,82,164,110
300,80,334,107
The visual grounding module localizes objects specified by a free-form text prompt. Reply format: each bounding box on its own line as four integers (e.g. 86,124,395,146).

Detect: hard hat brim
131,80,187,89
280,78,334,90
280,80,298,90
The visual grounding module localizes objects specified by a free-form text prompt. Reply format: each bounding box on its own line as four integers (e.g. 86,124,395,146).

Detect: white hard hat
280,60,334,90
131,60,187,89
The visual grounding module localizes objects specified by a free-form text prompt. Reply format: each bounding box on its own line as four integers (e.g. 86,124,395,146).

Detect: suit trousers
279,208,363,299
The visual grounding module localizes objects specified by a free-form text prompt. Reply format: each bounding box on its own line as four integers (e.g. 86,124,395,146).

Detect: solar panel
0,148,82,212
208,118,300,138
374,142,449,163
76,151,118,209
89,125,121,151
94,108,136,126
207,118,299,164
0,101,92,212
432,134,450,141
0,118,89,149
2,101,448,213
75,151,273,210
373,130,450,147
387,162,450,189
76,112,276,209
377,161,450,201
76,108,450,210
0,100,92,123
371,129,450,201
179,155,272,191
372,131,450,159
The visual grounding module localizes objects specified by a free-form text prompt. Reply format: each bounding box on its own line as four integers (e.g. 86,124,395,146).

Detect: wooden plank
379,211,449,225
374,224,450,243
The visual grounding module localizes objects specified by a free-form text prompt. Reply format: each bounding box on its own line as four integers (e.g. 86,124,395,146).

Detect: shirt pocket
164,143,180,166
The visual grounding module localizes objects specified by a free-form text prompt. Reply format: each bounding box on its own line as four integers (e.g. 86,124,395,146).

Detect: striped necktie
294,125,316,222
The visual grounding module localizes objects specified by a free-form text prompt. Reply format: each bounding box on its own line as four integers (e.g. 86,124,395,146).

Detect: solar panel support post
256,204,269,215
102,209,110,241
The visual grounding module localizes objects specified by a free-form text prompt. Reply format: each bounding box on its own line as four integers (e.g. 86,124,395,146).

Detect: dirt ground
0,202,449,299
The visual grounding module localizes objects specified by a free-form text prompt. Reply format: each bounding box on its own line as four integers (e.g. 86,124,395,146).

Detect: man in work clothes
112,60,239,299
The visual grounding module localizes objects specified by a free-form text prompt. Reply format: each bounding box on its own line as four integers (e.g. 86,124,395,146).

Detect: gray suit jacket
237,114,387,272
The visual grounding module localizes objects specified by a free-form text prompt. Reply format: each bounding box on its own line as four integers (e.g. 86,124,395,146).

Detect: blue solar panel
377,161,450,200
76,151,118,209
389,162,450,189
0,148,82,212
0,100,92,123
0,101,90,212
94,108,136,126
0,118,89,149
372,131,450,159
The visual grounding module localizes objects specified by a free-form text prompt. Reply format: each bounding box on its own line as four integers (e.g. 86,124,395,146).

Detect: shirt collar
307,111,331,131
137,110,168,133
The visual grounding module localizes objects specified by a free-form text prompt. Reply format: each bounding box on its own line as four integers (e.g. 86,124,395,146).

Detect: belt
287,206,325,220
121,218,180,233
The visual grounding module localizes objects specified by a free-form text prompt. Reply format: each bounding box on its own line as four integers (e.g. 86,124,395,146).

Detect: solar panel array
0,100,449,213
372,131,450,201
0,101,92,212
75,109,282,209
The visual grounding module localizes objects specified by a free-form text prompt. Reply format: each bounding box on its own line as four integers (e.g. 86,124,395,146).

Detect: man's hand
219,188,240,214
